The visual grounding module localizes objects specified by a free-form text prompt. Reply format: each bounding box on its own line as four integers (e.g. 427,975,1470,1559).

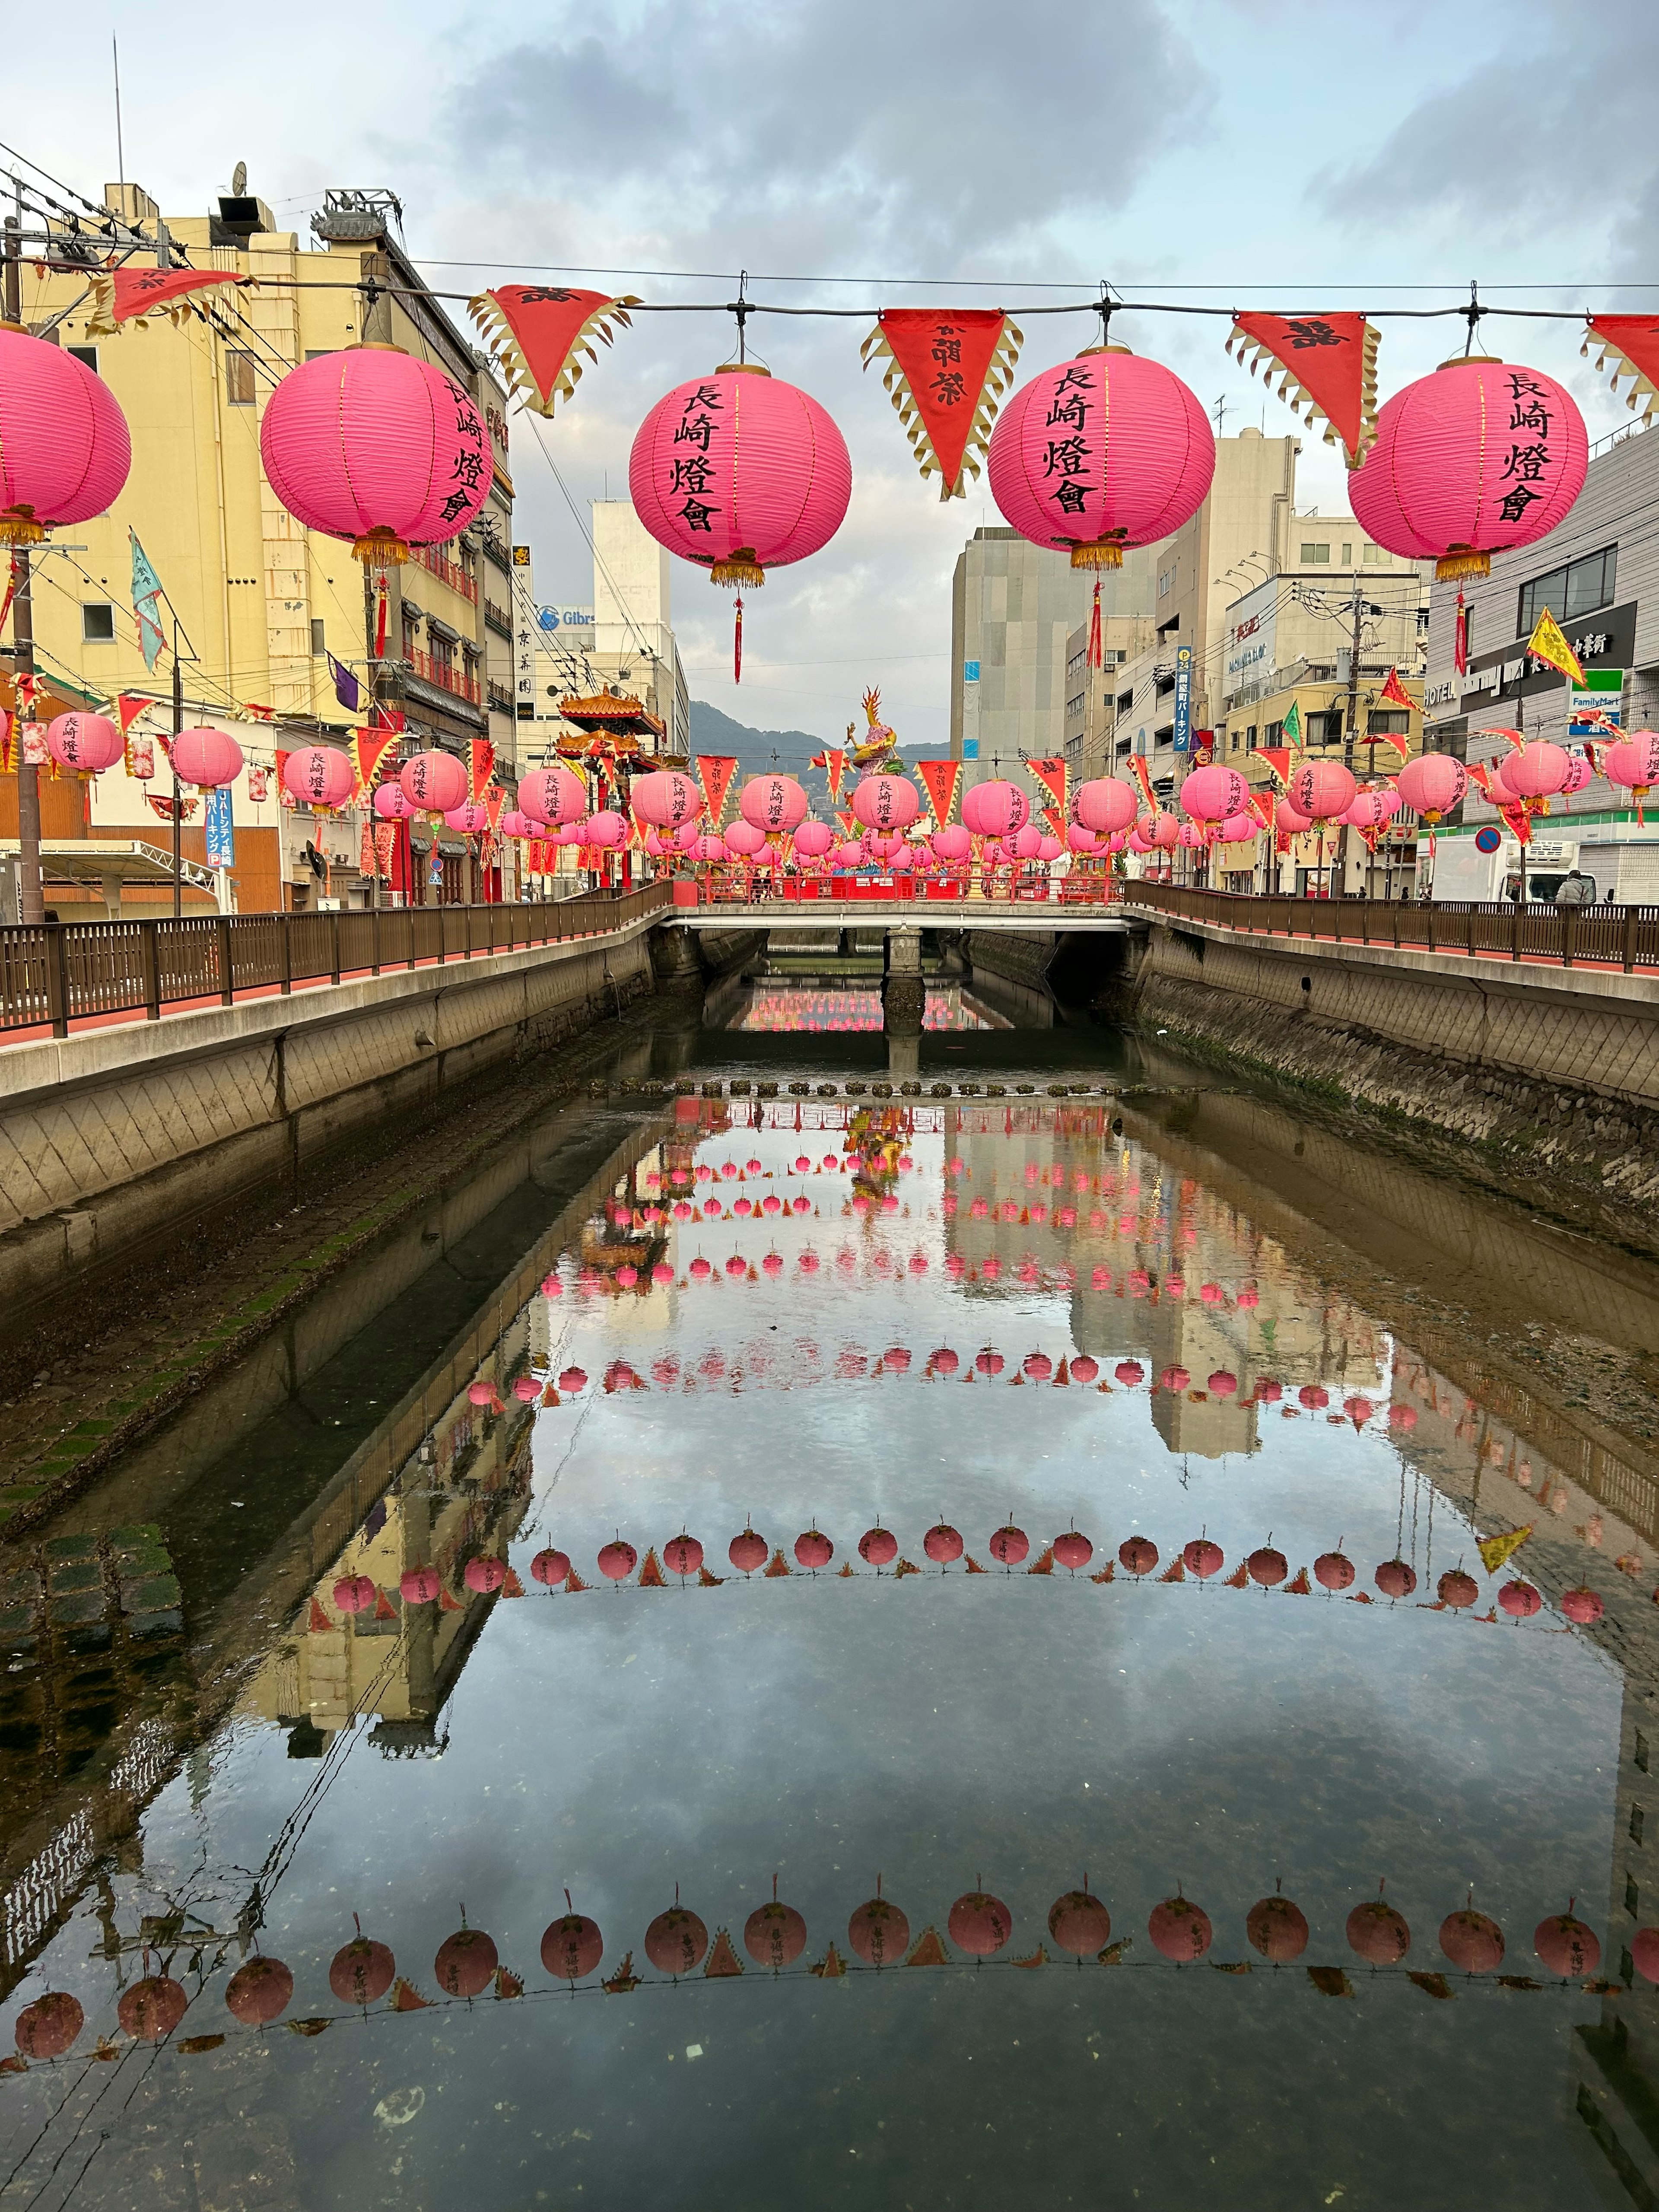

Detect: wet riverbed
2,995,1657,2211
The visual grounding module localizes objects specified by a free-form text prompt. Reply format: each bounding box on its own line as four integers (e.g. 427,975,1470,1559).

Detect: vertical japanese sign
1172,646,1193,753
204,784,235,870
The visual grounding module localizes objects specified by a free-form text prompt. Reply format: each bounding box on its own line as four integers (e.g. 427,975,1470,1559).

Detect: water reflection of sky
734,983,1003,1031
0,1088,1645,2212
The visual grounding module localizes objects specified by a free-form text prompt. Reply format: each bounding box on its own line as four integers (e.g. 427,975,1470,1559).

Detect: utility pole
3,204,44,925
1341,575,1365,899
171,639,184,918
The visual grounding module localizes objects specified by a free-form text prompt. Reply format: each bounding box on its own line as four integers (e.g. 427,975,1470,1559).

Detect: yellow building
9,181,517,912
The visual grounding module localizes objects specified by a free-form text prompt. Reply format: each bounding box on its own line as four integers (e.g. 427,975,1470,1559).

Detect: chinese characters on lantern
1499,372,1555,527
1042,362,1096,520
669,383,725,534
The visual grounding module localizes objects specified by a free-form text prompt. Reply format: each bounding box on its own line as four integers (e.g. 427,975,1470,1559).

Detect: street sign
1172,646,1193,753
204,785,235,870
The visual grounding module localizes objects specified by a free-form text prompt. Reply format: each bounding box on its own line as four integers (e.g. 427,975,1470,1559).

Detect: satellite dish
231,161,248,197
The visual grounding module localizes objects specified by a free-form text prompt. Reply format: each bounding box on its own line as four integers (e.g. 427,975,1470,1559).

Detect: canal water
1,983,1656,2210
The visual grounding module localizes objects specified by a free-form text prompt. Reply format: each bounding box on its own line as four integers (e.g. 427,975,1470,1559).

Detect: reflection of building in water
241,1387,537,1758
733,984,1003,1032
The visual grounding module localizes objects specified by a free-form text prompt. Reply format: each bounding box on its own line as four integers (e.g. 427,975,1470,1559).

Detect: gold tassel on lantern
1069,534,1126,571
352,524,409,566
1434,544,1490,582
710,547,765,588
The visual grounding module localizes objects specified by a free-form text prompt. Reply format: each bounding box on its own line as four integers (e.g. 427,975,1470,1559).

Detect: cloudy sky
26,0,1659,739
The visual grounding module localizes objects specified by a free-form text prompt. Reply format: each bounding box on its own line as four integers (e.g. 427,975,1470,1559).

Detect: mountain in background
688,702,951,806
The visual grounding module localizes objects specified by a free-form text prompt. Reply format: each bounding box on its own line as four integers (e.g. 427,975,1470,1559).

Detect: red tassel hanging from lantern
1088,579,1102,670
734,594,744,686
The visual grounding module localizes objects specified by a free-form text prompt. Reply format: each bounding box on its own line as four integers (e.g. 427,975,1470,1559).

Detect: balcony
408,651,481,706
484,596,513,639
410,542,479,605
486,680,515,715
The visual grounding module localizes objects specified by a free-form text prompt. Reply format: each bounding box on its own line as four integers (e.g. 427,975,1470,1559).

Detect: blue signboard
963,661,980,683
1474,825,1503,854
962,739,979,760
1171,645,1193,753
204,784,235,870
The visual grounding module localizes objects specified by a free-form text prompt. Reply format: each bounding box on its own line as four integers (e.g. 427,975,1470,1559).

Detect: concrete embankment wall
1126,916,1659,1246
0,923,663,1316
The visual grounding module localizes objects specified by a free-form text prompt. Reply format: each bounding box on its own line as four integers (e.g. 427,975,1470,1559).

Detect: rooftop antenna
1212,394,1233,434
112,37,125,199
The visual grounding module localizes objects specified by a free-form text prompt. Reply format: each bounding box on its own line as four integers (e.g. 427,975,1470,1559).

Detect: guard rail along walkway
1124,883,1659,976
0,884,673,1041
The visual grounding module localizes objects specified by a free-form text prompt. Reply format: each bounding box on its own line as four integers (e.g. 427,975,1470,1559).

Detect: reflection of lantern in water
1376,1559,1417,1599
1148,1895,1212,1962
13,1992,83,2058
1437,1569,1478,1609
400,1565,441,1605
334,1574,375,1613
1561,1586,1604,1625
859,1525,898,1567
663,1534,704,1579
1071,1355,1099,1382
1632,1928,1659,1984
645,1901,709,1976
729,1525,768,1573
989,1523,1030,1567
119,1975,188,2041
949,1889,1013,1955
1535,1908,1600,1978
558,1366,588,1392
1299,1384,1328,1411
931,1348,960,1375
531,1548,572,1587
1049,1887,1111,1955
1347,1892,1410,1964
1499,1579,1542,1618
1314,1551,1354,1592
744,1885,808,1970
597,1540,638,1582
435,1925,498,1998
1247,1545,1287,1587
1183,1538,1224,1580
1053,1529,1093,1571
1246,1892,1309,1962
464,1556,506,1595
795,1526,833,1570
848,1887,909,1967
1023,1352,1053,1380
1116,1361,1145,1387
226,1956,294,2024
330,1932,395,2005
1160,1365,1190,1392
976,1350,1004,1376
1440,1905,1504,1973
542,1906,604,1981
925,1522,963,1564
1119,1536,1159,1576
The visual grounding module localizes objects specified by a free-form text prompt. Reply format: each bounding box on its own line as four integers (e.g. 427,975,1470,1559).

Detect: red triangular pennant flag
916,757,961,827
469,286,639,417
116,692,152,735
860,310,1023,499
350,729,397,796
1227,313,1380,467
88,267,252,334
1128,756,1157,814
811,748,848,804
1255,747,1295,791
1583,315,1659,424
1378,667,1413,712
308,1597,332,1633
468,740,496,804
694,754,738,824
1027,756,1068,818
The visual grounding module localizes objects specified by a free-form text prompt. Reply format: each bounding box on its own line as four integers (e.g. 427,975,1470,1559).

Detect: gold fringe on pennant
1582,323,1659,424
1225,318,1379,470
858,316,1024,500
466,291,640,419
84,272,258,340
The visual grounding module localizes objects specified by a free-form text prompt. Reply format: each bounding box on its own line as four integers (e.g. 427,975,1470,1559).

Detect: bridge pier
881,926,925,1036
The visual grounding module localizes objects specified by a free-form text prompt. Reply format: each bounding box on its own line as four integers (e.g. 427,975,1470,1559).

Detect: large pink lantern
932,822,972,864
740,773,808,833
1217,811,1259,842
629,365,851,589
961,780,1030,838
1127,823,1155,854
1605,731,1659,806
793,818,834,860
1179,764,1248,822
674,817,707,853
0,327,131,544
45,712,122,776
988,345,1214,569
1012,822,1045,861
850,774,920,833
864,827,907,862
724,817,768,857
444,802,490,836
586,810,628,849
281,744,356,812
1074,777,1138,836
1350,356,1587,582
1288,760,1356,821
1036,832,1062,861
1504,740,1571,802
171,727,244,790
400,749,468,815
374,780,414,822
517,766,588,826
1147,811,1181,850
1344,785,1402,831
631,769,700,830
1396,753,1467,823
833,838,864,867
260,348,492,565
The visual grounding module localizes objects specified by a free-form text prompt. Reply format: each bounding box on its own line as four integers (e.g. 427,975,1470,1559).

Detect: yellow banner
1476,1523,1533,1576
1526,609,1586,686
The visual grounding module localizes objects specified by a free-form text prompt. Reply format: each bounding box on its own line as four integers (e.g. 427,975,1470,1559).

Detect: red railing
672,873,1127,909
409,651,481,705
410,543,478,604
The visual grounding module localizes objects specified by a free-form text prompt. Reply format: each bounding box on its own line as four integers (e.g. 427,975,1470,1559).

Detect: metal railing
408,651,481,705
410,543,479,604
1124,881,1659,973
1,884,673,1039
680,875,1127,909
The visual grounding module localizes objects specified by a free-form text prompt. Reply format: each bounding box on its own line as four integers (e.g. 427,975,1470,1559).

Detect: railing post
1425,901,1436,954
371,907,382,977
1562,906,1576,969
279,911,292,995
45,924,69,1039
1511,899,1522,962
217,914,234,1005
330,909,341,985
1624,902,1638,974
142,921,162,1020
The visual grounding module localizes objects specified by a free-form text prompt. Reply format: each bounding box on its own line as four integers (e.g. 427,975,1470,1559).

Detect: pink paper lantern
444,801,490,836
1037,832,1063,861
850,774,920,833
45,712,122,775
0,326,131,544
1275,796,1313,835
631,769,700,829
1502,741,1571,801
1344,785,1401,831
740,773,808,832
961,779,1030,838
1288,760,1356,821
690,833,729,864
400,749,468,814
1066,822,1104,854
260,347,492,564
281,743,356,811
832,838,864,867
374,780,414,821
1146,811,1181,850
629,365,851,588
1011,822,1045,860
792,818,834,859
724,817,768,857
1605,731,1659,801
171,726,244,790
988,345,1215,569
1349,356,1587,582
518,766,588,826
1560,751,1595,795
1074,777,1139,836
1396,753,1468,822
499,809,535,839
1126,824,1154,853
1217,811,1259,842
1179,764,1248,822
585,809,628,849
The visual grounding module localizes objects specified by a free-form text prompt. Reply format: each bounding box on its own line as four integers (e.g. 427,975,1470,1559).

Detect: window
1066,692,1087,719
1310,710,1344,745
1341,543,1352,565
1300,542,1331,564
225,349,257,405
1116,690,1134,715
67,343,99,373
310,618,326,656
1633,1804,1646,1845
1263,722,1282,745
1362,544,1390,566
1247,724,1259,749
1640,1731,1651,1773
1367,709,1410,735
81,602,115,642
1517,545,1617,636
1627,1874,1641,1915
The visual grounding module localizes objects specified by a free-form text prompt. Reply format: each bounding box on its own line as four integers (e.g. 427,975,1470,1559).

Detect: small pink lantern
1288,760,1357,821
988,345,1215,569
1605,732,1659,808
260,347,493,565
400,749,468,814
282,743,356,811
1066,822,1105,854
374,781,414,821
1074,777,1138,836
832,837,864,867
1179,764,1248,822
961,780,1030,838
690,833,730,864
45,712,122,776
1396,753,1468,822
1349,355,1587,581
1177,820,1207,850
740,773,808,833
1147,811,1181,850
1502,740,1570,802
1037,832,1062,861
1011,822,1045,861
444,801,490,836
631,769,701,829
793,818,834,860
499,809,535,839
171,726,244,790
851,773,920,833
931,821,973,864
1345,785,1401,831
586,809,628,849
1275,795,1313,835
724,817,768,857
518,766,588,825
0,326,132,544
